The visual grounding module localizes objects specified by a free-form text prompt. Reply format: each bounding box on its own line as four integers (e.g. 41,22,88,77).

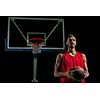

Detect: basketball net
29,38,44,54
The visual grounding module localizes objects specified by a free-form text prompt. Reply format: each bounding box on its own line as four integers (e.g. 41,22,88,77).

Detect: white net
31,43,43,54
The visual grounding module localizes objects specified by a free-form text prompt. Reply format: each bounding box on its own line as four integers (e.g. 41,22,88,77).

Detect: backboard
6,17,65,51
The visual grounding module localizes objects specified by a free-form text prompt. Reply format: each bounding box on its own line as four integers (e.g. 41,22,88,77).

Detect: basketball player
54,34,89,83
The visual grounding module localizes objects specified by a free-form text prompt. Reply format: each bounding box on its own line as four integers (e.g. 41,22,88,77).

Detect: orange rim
29,38,44,47
29,38,44,41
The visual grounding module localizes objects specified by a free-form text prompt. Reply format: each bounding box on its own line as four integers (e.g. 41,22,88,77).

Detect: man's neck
67,48,76,56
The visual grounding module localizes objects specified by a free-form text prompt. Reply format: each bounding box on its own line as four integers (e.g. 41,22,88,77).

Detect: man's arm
82,54,89,78
54,53,67,77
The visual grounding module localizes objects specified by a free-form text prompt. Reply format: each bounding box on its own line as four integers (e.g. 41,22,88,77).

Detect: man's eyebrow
69,38,76,41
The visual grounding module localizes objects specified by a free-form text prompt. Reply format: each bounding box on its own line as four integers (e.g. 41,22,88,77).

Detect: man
54,34,89,83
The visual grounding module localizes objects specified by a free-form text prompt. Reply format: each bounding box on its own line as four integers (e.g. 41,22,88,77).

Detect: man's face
66,36,76,48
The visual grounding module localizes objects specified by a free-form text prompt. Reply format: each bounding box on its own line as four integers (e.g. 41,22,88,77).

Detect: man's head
66,34,77,48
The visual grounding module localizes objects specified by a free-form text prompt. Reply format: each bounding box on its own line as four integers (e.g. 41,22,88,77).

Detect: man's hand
84,71,89,78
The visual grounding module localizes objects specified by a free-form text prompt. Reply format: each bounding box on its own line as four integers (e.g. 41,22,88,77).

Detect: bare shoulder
58,53,63,57
82,53,86,57
56,53,63,61
82,53,87,62
57,53,63,58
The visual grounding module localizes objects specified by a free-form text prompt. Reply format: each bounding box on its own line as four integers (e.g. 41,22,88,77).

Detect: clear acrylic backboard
6,17,65,51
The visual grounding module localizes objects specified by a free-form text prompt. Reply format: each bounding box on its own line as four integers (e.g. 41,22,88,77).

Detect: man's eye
69,39,75,41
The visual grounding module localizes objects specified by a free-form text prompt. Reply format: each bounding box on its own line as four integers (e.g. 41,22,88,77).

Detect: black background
0,16,99,83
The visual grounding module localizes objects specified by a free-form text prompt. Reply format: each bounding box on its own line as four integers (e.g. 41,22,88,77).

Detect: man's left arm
82,54,89,78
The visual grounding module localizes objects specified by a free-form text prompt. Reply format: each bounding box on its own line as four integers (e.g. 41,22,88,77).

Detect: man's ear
76,41,77,45
66,41,68,46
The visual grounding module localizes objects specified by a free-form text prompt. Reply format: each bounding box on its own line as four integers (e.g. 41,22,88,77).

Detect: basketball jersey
60,51,85,83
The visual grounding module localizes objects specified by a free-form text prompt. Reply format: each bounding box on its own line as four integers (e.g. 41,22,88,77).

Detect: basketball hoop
29,37,44,54
29,37,44,82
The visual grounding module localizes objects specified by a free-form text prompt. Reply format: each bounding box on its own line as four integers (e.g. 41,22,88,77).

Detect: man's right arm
54,53,68,77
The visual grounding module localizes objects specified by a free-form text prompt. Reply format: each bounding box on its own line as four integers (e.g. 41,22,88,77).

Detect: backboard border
6,17,65,52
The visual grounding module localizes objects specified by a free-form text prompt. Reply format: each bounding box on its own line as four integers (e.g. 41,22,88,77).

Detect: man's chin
70,46,75,48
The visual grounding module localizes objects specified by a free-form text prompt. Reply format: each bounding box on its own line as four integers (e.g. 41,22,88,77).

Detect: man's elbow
54,72,58,77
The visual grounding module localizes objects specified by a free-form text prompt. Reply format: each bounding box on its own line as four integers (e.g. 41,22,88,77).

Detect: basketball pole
32,54,38,83
31,43,42,83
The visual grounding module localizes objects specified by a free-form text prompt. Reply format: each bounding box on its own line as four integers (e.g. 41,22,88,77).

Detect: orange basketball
68,67,85,81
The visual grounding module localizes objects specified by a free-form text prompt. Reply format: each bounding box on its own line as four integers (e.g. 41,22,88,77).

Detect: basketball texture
68,67,85,81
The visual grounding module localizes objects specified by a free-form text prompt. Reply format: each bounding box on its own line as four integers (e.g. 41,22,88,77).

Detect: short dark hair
67,34,75,38
66,34,76,41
